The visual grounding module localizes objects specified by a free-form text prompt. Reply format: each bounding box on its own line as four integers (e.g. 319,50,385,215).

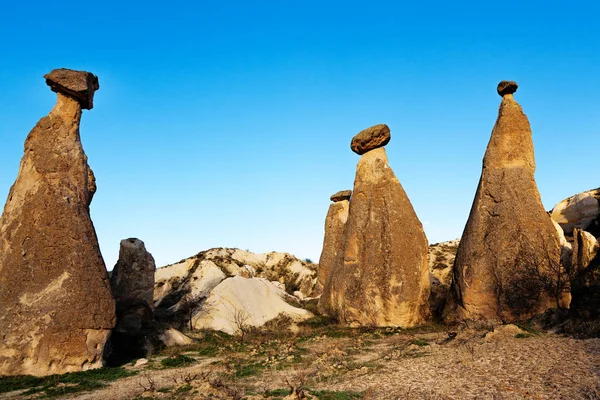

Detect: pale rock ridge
153,248,318,328
0,69,115,376
192,276,313,334
551,188,600,235
322,124,430,327
452,81,565,322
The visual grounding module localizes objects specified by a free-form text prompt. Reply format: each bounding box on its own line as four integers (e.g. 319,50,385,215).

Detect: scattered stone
324,139,430,327
0,69,114,376
317,194,350,296
134,358,149,367
484,324,526,341
44,68,100,110
497,80,518,96
452,81,566,323
159,328,194,347
350,123,391,155
330,190,352,202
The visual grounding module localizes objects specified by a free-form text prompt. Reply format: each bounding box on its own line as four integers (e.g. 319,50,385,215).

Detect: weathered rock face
108,239,156,364
0,69,115,376
316,192,350,292
322,143,430,327
111,238,156,314
350,124,391,155
452,81,565,322
571,229,599,274
551,188,600,235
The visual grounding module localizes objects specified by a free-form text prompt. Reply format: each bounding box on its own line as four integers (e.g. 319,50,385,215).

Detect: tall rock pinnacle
316,190,350,305
451,81,567,322
0,69,115,376
321,124,430,327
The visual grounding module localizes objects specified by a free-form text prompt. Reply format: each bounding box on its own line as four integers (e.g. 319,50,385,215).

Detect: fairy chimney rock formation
0,69,115,376
316,191,351,293
320,124,430,327
451,81,565,322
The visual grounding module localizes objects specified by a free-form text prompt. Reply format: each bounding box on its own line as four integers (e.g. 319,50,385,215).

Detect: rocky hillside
153,248,319,333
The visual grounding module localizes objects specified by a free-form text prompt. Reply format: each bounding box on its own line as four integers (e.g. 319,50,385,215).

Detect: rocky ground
2,319,599,400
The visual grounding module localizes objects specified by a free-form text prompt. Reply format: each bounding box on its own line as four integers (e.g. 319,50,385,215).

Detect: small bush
161,354,196,368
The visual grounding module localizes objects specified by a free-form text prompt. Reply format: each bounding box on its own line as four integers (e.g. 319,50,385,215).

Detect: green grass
197,346,219,357
265,388,290,397
0,367,136,398
309,389,363,399
411,338,430,347
160,354,196,368
515,333,534,339
234,362,265,377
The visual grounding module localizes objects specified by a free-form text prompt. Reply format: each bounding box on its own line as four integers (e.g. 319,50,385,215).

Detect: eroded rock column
317,191,351,287
323,124,430,327
452,81,567,322
0,69,115,376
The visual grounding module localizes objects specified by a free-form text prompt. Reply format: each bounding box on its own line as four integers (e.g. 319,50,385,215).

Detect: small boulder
350,124,391,155
159,328,194,347
330,190,352,202
44,68,100,109
484,324,526,341
497,80,518,96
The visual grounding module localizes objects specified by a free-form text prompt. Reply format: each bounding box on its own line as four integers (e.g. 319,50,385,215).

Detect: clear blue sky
1,1,599,269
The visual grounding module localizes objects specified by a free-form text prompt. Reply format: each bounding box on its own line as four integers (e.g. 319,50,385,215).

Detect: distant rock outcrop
316,190,351,295
0,69,115,376
428,240,460,318
551,188,600,236
322,124,430,327
153,248,318,330
108,238,156,364
452,81,566,322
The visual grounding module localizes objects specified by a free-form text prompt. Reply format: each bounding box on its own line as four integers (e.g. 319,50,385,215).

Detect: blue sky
1,1,599,268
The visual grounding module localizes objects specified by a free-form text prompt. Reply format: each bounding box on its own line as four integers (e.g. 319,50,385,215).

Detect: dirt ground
2,322,600,400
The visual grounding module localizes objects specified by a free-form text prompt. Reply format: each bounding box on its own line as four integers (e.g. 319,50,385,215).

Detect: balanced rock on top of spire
0,69,115,376
451,81,566,322
350,123,391,155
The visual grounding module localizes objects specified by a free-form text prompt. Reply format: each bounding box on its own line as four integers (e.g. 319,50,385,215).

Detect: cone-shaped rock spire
451,81,567,322
320,124,430,327
0,69,115,376
316,191,350,300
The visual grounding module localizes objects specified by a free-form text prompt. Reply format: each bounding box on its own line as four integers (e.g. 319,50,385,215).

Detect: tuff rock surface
322,142,430,327
350,123,391,155
316,192,350,292
452,82,565,322
192,276,313,334
0,70,115,376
